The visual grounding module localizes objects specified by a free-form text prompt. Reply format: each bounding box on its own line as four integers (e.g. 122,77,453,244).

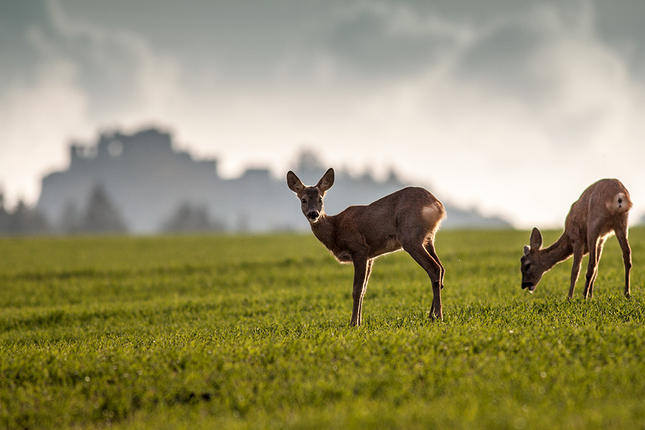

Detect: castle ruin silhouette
35,127,510,234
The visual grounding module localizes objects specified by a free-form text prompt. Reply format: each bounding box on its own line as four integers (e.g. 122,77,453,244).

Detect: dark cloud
322,5,458,81
4,1,644,95
0,0,51,92
0,1,141,116
456,22,546,100
594,1,645,75
1,0,645,224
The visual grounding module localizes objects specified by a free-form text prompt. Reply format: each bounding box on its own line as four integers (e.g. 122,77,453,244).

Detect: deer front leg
583,234,604,299
350,256,371,327
568,245,584,300
583,260,596,300
355,259,373,326
589,238,606,298
615,227,632,298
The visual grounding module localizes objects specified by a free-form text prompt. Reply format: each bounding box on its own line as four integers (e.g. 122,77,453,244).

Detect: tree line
0,185,224,236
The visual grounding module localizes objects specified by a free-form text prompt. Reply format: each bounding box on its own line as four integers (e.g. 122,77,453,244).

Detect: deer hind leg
569,245,584,300
350,257,372,327
424,239,445,289
403,242,443,321
615,225,632,298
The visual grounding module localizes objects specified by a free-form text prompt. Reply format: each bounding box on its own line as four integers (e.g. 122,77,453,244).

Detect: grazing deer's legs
568,245,584,299
583,234,597,299
424,241,445,289
590,237,607,298
403,242,443,320
615,227,632,297
583,232,605,299
351,256,371,327
583,250,596,299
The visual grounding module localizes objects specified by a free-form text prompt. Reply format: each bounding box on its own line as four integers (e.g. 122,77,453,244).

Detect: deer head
520,227,548,292
286,168,335,223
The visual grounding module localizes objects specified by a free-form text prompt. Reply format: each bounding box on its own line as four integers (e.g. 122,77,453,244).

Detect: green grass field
1,228,644,429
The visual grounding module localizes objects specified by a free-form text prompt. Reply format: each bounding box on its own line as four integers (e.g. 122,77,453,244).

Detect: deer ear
530,227,543,250
317,168,335,192
523,245,531,255
286,171,305,194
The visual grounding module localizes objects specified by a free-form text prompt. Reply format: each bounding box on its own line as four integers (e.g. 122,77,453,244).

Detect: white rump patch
607,192,631,214
422,202,446,225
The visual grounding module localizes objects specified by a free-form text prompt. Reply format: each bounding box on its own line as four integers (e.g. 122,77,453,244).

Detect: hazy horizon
2,0,645,228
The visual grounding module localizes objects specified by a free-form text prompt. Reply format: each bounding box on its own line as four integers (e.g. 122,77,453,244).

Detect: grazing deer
287,168,446,326
520,178,632,299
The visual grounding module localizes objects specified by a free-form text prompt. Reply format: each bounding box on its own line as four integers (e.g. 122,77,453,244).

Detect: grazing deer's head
520,227,548,292
286,168,335,223
518,179,632,300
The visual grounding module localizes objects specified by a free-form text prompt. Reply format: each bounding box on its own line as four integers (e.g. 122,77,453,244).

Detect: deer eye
301,198,306,204
525,263,531,271
318,198,323,204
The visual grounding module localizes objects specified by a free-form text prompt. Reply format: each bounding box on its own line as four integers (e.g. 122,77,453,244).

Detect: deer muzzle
521,282,535,292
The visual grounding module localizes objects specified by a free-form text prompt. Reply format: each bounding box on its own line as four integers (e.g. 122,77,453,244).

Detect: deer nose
306,211,320,221
522,282,533,290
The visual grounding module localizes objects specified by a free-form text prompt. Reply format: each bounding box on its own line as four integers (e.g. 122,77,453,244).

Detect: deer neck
540,234,574,270
310,212,337,251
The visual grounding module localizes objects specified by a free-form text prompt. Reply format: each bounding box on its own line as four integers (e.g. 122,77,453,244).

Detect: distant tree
294,148,325,172
0,191,10,233
0,197,50,236
235,212,250,233
385,168,404,186
60,201,83,234
161,203,224,233
81,185,128,234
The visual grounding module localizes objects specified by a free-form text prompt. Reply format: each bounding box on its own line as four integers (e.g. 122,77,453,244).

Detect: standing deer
287,168,446,326
520,178,632,299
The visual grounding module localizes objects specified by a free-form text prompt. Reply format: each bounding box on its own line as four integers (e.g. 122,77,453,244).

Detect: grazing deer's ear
317,168,335,192
530,227,543,250
286,171,305,194
523,245,531,255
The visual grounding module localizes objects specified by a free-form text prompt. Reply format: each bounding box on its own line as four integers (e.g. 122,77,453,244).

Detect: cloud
1,0,644,226
0,60,88,206
0,0,184,206
41,0,183,121
308,0,645,226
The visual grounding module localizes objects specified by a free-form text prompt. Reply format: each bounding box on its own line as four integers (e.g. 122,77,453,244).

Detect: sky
1,0,645,228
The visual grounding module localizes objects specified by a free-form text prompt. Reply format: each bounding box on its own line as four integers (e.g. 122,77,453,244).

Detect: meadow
0,228,644,429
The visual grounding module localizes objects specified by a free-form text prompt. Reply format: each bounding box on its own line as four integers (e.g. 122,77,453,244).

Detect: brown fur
287,168,446,326
520,178,632,299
